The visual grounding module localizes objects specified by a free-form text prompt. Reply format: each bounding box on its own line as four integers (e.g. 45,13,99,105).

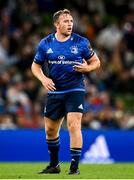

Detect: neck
55,32,71,42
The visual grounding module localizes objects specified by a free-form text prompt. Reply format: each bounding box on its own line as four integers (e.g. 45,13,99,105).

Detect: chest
45,43,82,61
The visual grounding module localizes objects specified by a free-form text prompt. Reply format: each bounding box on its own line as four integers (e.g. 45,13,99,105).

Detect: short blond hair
53,9,72,23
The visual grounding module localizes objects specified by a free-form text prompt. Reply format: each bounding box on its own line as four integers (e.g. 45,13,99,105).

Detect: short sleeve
34,40,46,65
81,38,94,60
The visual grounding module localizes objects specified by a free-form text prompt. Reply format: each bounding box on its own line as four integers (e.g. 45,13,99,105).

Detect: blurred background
0,0,134,130
0,0,134,164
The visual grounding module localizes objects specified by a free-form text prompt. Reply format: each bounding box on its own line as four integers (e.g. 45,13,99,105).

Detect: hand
73,59,89,72
41,77,56,91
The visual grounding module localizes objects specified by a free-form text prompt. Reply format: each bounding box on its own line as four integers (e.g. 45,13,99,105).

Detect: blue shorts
44,91,85,121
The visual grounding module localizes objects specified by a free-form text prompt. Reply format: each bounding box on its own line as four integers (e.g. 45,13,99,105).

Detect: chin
68,31,72,35
64,32,72,36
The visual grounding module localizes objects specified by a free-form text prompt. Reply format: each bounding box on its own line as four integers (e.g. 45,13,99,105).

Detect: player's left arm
73,53,100,73
73,38,100,73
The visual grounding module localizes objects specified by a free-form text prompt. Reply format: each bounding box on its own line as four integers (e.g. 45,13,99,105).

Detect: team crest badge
70,46,78,54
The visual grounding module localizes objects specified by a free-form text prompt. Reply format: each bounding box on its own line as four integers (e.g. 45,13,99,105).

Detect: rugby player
31,9,100,175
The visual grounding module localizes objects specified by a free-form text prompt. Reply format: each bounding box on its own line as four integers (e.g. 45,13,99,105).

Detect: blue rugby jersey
34,33,94,94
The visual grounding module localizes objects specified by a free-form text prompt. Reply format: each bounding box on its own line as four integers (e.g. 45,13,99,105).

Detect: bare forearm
73,54,100,73
31,61,56,91
87,55,100,72
31,62,46,82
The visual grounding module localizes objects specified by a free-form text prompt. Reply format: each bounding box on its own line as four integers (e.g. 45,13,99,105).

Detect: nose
68,22,72,27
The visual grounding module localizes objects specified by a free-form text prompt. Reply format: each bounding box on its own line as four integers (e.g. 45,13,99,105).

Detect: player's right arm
31,39,56,91
31,62,56,91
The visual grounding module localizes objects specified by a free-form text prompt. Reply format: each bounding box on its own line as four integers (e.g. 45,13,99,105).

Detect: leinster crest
70,46,78,54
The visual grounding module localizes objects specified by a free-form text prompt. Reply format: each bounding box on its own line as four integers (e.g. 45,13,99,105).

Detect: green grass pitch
0,163,134,179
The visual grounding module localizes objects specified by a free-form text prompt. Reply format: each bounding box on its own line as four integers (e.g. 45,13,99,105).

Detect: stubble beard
62,30,72,37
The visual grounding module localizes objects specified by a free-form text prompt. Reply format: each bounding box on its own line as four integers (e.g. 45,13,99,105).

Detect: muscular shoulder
72,33,90,45
39,33,54,48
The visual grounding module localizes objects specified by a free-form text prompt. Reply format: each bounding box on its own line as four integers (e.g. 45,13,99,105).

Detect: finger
74,62,82,65
46,86,55,91
73,64,82,68
48,86,56,91
42,82,54,91
49,87,55,91
44,86,49,91
50,80,55,86
83,59,87,63
73,66,83,72
73,65,83,69
47,84,56,91
74,68,82,72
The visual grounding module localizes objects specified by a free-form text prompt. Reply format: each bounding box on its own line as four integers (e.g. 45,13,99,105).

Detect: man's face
55,14,73,36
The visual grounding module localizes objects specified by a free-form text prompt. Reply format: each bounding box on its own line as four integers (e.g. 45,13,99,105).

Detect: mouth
67,27,72,31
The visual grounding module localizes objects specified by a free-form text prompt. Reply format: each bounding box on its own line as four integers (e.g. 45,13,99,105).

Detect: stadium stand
0,0,134,129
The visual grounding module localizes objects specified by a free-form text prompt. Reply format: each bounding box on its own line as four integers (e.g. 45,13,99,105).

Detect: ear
54,21,59,29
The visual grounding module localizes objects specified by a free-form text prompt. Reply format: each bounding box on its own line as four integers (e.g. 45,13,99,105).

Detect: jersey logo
78,104,83,110
70,46,78,54
58,55,65,60
46,48,53,54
